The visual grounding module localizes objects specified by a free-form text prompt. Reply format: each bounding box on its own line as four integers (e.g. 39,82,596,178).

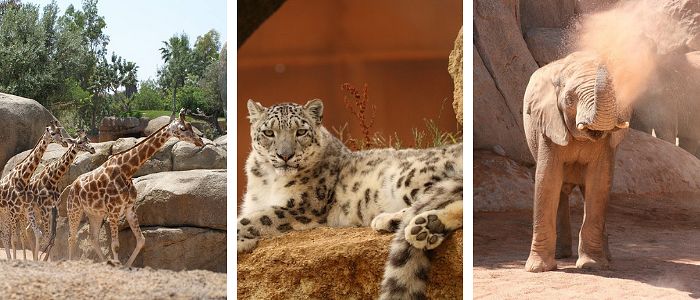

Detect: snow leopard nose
276,151,294,162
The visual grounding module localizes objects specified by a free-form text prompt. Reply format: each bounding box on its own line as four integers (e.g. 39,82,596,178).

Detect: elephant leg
555,183,574,259
577,157,613,270
525,147,563,273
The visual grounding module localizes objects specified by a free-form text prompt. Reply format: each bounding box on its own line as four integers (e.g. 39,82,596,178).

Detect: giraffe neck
11,136,50,186
42,144,79,187
113,126,173,178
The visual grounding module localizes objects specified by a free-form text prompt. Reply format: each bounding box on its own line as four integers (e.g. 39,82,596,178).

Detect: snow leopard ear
247,99,266,124
304,99,323,124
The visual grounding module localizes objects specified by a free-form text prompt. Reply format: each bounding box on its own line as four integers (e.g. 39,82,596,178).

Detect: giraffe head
45,120,68,147
168,108,205,147
66,129,96,154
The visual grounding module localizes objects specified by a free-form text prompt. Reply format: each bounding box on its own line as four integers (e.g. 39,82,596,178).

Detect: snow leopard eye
263,130,274,137
296,129,307,136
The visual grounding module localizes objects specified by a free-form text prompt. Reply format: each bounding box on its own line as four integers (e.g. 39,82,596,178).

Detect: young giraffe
66,109,203,267
0,121,67,260
17,130,95,261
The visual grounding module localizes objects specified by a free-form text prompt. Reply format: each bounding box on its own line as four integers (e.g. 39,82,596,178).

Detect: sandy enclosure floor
0,259,226,299
474,194,700,299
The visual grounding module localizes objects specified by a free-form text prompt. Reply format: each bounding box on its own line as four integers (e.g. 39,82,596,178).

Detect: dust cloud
574,0,693,106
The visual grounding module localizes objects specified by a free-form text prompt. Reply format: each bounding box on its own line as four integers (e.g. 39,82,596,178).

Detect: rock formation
0,93,57,170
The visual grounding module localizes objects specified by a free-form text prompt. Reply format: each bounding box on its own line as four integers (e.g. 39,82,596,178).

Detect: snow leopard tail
379,176,463,300
379,223,432,300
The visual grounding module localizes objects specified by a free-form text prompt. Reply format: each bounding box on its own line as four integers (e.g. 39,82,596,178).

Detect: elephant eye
296,129,308,136
263,130,275,137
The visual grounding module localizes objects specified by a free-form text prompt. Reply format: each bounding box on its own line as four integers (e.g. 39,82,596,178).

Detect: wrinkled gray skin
522,52,631,272
632,51,700,157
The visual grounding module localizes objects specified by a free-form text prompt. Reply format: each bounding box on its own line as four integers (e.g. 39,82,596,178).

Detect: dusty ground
475,193,700,299
0,258,226,299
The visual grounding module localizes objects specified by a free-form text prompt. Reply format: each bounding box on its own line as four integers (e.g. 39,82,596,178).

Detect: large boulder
474,150,582,212
143,116,171,136
131,170,227,230
0,93,57,170
474,130,700,212
111,137,177,177
49,220,226,273
613,129,700,195
98,117,149,142
524,27,570,66
449,27,463,125
172,140,227,171
238,227,462,299
48,170,227,272
474,0,539,165
520,0,576,30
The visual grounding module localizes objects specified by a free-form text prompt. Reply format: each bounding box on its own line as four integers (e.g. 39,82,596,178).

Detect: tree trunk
172,85,178,116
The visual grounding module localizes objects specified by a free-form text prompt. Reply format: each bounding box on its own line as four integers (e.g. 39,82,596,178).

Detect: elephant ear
525,70,570,146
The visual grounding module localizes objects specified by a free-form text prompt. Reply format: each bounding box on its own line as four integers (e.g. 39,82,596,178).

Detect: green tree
191,29,220,78
133,79,168,110
159,33,191,115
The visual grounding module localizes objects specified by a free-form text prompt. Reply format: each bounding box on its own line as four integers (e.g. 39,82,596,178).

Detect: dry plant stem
342,83,376,149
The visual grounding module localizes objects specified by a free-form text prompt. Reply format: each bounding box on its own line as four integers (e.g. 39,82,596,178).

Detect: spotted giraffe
0,121,67,260
65,110,203,267
238,99,463,299
16,129,95,261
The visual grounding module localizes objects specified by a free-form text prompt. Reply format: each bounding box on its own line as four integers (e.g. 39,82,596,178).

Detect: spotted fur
239,99,463,298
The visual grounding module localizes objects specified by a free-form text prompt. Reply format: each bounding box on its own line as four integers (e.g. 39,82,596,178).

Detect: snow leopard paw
404,212,446,250
371,208,407,233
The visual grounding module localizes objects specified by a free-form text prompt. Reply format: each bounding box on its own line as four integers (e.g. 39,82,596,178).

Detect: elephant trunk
576,65,619,131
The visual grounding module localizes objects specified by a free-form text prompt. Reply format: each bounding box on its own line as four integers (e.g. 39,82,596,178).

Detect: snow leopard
238,99,463,299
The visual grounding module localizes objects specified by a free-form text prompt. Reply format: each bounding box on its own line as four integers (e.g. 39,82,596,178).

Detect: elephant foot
555,244,572,259
576,253,609,270
525,253,557,272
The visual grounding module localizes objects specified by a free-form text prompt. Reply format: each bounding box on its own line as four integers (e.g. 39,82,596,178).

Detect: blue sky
26,0,228,82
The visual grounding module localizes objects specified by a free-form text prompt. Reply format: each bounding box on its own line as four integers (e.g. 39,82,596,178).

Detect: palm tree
159,33,191,115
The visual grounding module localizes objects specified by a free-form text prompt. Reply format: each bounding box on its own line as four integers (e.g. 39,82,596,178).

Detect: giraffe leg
25,209,42,261
107,215,121,263
67,196,83,261
39,206,51,260
9,214,17,260
125,206,145,268
1,212,11,260
88,214,105,262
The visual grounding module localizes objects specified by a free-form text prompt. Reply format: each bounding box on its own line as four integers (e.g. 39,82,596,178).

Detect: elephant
522,51,631,272
632,51,700,157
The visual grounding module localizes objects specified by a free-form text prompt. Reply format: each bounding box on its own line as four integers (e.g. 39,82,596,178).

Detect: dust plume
574,0,692,106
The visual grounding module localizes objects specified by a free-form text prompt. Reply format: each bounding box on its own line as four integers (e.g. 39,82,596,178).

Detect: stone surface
520,0,576,30
172,138,227,171
111,137,177,177
49,219,226,273
143,116,171,136
98,116,148,142
474,0,539,165
524,27,570,66
473,45,533,165
449,27,463,125
238,227,462,299
474,130,700,212
132,170,227,230
613,129,700,195
0,93,57,170
213,134,227,150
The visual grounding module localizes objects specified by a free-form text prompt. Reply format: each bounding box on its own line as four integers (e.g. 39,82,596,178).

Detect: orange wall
237,0,463,206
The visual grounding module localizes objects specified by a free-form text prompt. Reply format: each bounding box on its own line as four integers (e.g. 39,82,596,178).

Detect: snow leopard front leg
237,205,325,253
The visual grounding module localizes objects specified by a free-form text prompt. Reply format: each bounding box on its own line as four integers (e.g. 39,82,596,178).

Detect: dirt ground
474,193,700,299
0,258,226,299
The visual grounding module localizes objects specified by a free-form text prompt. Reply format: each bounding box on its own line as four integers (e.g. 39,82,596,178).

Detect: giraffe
17,129,95,261
66,109,203,267
0,121,67,260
